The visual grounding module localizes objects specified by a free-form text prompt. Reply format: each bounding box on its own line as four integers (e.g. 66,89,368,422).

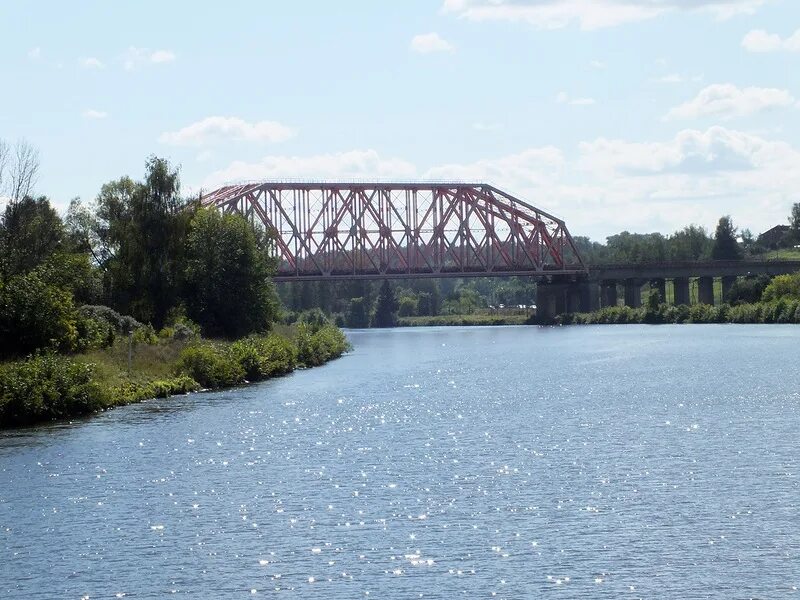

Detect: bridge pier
698,276,715,305
535,283,566,322
600,281,618,308
721,276,737,303
673,277,691,306
624,279,643,308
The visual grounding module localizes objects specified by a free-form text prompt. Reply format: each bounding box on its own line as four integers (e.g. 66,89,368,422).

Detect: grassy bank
398,314,529,327
555,299,800,325
0,323,349,429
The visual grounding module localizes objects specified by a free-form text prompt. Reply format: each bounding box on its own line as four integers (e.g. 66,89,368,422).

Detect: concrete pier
601,281,618,308
624,279,642,308
673,277,691,306
698,276,714,305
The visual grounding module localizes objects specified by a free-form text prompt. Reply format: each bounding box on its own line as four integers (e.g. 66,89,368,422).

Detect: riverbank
555,299,800,325
0,323,349,429
398,314,529,327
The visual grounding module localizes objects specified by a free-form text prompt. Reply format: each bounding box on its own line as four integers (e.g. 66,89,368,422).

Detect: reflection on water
1,325,799,599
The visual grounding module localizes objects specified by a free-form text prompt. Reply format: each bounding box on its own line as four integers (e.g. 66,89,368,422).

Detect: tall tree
711,216,742,260
95,158,190,325
183,208,279,337
371,280,398,327
0,195,64,279
668,225,712,261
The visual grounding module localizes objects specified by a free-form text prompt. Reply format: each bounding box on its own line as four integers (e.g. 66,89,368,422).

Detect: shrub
0,353,110,427
78,305,143,334
296,308,330,334
296,324,349,367
229,334,297,381
175,344,245,389
0,271,81,357
762,273,800,303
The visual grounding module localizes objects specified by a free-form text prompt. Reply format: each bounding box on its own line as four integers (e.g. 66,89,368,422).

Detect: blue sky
1,0,798,239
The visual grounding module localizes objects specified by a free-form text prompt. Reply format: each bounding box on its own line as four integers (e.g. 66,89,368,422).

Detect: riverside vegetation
0,152,348,429
554,272,800,325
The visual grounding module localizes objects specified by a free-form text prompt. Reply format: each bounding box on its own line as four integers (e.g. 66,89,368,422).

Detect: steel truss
200,182,586,280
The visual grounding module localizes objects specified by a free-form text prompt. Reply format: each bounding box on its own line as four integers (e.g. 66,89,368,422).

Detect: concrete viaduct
536,260,800,321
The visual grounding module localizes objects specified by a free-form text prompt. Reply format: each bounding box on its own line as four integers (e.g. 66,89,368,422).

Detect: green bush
176,343,245,389
229,334,297,381
0,353,110,427
0,271,81,357
296,324,349,367
111,375,199,404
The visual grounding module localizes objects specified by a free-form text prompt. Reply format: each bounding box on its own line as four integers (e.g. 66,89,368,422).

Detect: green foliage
229,335,297,380
0,196,65,278
132,324,158,345
711,216,743,260
295,323,350,367
183,208,279,338
0,270,80,356
372,280,399,327
296,308,330,333
398,296,417,317
761,273,800,302
345,297,370,328
643,289,663,323
401,314,528,327
726,275,771,305
96,158,191,327
0,353,110,427
110,375,199,404
175,343,245,389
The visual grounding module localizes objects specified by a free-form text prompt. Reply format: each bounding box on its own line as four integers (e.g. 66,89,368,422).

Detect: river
1,325,799,598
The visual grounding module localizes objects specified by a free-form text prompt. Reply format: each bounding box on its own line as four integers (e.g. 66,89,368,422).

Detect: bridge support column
581,281,600,313
721,276,737,303
624,279,643,308
535,283,567,323
673,277,690,306
600,281,618,308
649,278,666,304
698,276,715,305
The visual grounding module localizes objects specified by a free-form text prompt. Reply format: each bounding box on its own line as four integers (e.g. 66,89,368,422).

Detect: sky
0,0,798,240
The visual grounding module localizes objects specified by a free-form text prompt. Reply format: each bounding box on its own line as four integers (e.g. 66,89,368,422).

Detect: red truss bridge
200,182,586,281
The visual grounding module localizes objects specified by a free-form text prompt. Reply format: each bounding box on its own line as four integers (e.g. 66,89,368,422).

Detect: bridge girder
200,182,586,280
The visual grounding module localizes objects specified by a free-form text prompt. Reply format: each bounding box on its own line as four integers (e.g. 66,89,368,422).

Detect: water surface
1,325,799,598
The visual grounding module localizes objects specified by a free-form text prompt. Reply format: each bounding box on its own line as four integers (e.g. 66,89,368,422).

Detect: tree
0,139,40,202
668,225,712,261
7,141,40,201
761,273,800,303
95,158,191,325
344,297,370,328
371,280,398,327
183,208,279,338
711,216,742,260
0,196,65,278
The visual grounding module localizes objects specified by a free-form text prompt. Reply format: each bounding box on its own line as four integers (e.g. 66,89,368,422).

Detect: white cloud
28,47,41,60
200,150,417,190
742,28,800,52
589,60,607,69
665,83,795,120
123,47,176,70
159,116,295,146
80,57,105,69
556,91,596,106
442,0,769,30
83,109,108,119
410,32,454,54
195,127,800,238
